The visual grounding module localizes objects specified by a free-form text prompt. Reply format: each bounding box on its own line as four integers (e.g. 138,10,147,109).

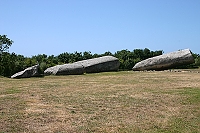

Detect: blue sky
1,0,200,57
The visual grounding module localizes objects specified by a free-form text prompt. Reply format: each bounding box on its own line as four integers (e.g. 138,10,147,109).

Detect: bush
39,62,47,74
195,57,200,67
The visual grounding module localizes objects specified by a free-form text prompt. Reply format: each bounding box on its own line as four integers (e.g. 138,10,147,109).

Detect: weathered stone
11,64,39,78
56,63,84,75
44,64,84,75
44,56,120,75
132,49,195,71
74,56,120,73
44,65,62,75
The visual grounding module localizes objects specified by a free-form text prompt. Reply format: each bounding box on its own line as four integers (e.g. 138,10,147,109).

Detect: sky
1,0,200,57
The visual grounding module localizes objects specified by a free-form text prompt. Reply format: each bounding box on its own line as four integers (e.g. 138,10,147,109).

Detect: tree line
0,49,163,77
1,35,200,77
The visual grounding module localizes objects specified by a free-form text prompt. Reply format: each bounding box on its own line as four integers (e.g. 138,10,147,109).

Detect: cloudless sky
1,0,200,57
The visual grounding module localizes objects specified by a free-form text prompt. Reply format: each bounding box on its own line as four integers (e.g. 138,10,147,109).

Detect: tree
102,51,113,56
114,49,135,70
193,53,200,67
0,35,14,76
143,48,151,59
0,35,13,54
83,51,93,60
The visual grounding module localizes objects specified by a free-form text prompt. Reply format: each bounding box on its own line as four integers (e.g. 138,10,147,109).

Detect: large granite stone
56,63,84,75
74,56,120,73
44,56,120,75
132,49,195,71
44,64,84,75
44,65,62,75
11,64,39,78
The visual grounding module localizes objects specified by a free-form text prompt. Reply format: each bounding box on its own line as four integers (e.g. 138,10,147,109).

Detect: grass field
0,70,200,133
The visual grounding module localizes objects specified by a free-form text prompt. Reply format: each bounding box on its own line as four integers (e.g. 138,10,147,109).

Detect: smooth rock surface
44,64,84,75
56,63,84,75
44,56,120,75
132,49,195,71
74,56,120,73
44,65,62,75
11,64,39,78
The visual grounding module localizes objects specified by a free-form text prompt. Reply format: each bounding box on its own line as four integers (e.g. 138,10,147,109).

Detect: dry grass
0,70,200,133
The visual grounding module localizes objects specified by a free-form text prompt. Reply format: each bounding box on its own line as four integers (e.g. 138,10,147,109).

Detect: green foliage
39,62,47,74
0,52,36,77
0,48,163,77
1,45,200,77
194,55,200,67
115,48,163,70
0,35,13,54
1,34,200,77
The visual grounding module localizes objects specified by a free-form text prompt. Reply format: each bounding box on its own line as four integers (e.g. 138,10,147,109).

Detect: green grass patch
179,87,200,104
4,88,22,94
